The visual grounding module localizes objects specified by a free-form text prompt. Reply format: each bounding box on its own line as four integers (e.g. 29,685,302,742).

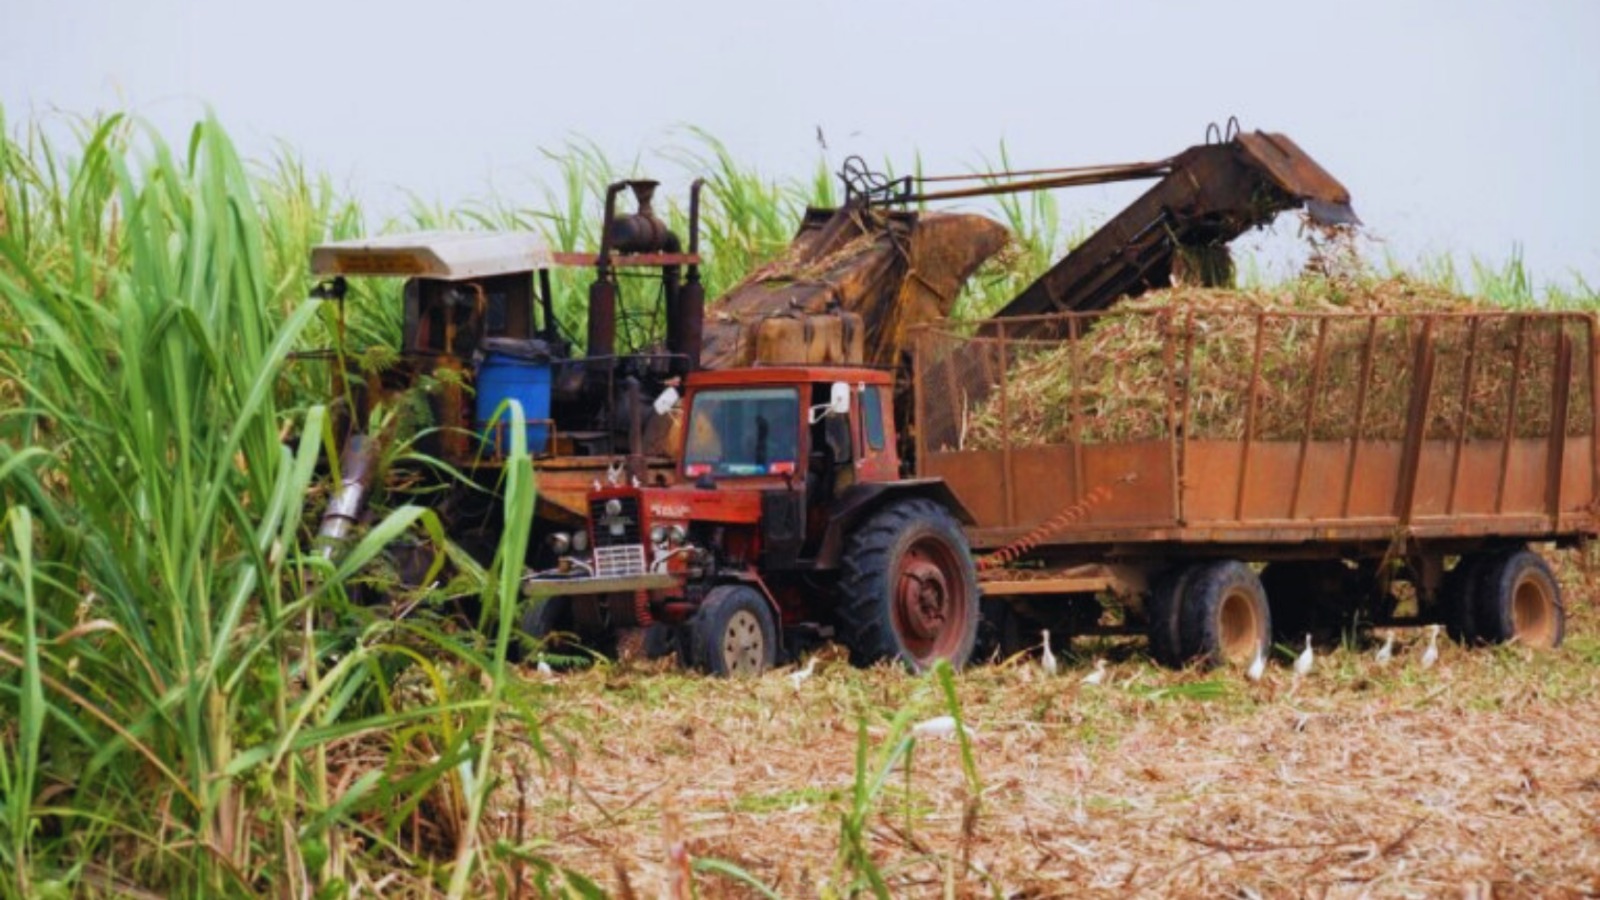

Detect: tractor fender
814,479,975,569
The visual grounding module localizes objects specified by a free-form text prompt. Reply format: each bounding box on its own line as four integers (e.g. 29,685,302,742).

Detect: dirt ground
488,567,1600,898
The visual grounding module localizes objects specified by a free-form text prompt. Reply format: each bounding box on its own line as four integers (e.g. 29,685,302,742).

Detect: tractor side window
863,386,885,451
684,388,800,477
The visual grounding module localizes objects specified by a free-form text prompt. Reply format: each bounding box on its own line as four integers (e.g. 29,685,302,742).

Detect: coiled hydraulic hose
975,473,1134,571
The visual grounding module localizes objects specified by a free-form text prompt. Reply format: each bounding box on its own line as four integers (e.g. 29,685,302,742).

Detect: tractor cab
530,362,980,676
679,365,900,516
543,366,899,579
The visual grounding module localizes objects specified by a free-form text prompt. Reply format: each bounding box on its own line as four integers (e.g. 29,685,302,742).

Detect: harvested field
946,277,1596,450
481,556,1600,898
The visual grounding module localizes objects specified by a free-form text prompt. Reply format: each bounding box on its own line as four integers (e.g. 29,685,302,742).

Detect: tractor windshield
684,387,800,477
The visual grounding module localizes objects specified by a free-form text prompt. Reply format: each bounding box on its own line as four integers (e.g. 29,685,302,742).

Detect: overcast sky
4,1,1597,290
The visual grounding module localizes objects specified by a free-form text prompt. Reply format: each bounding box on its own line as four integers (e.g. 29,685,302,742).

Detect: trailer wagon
912,306,1598,665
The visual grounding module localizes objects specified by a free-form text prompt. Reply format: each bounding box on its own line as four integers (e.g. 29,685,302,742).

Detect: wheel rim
719,609,766,675
892,535,973,663
1510,573,1557,648
1217,588,1262,665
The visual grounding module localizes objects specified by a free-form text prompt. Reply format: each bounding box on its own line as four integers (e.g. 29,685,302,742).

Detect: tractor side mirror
652,386,680,416
810,381,852,424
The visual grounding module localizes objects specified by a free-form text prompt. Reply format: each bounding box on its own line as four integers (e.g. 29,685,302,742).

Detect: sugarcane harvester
528,125,1471,677
304,179,710,565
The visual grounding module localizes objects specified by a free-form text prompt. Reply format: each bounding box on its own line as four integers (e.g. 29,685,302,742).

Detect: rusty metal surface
700,206,1008,370
549,251,702,268
523,572,677,599
988,133,1358,325
913,308,1600,559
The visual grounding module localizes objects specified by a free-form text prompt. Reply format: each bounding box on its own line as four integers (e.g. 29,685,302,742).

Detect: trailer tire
1180,561,1272,669
837,498,979,671
1145,565,1196,669
1442,555,1488,646
685,584,778,677
1474,548,1565,649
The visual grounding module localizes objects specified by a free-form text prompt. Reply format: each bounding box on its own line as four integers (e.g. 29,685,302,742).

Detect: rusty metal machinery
701,121,1356,374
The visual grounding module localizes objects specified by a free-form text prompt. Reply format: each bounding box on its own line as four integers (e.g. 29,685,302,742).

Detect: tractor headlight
546,532,571,555
570,529,589,552
650,524,668,546
667,524,687,546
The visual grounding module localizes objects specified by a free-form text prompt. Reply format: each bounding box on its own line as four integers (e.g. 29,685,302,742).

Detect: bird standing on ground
1375,630,1395,665
1081,658,1108,686
1247,649,1267,681
1040,629,1059,676
1294,635,1314,677
1420,624,1440,669
788,656,817,690
535,658,553,676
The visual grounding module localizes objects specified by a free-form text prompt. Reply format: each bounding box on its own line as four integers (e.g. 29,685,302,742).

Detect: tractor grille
593,544,647,579
590,495,642,548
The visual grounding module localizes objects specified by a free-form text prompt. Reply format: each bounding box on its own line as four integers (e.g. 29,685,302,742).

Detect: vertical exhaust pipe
676,178,707,373
587,181,630,360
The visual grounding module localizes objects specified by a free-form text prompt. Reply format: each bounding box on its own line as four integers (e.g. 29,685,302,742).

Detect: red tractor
525,365,980,674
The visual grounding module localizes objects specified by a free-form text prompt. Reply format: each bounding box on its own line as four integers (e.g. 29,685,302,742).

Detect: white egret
1041,629,1059,676
1294,635,1314,677
1420,624,1440,669
788,656,817,690
1375,630,1395,665
1246,649,1267,682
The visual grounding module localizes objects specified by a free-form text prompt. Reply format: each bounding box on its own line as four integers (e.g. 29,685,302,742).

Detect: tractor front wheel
836,498,979,671
685,584,779,677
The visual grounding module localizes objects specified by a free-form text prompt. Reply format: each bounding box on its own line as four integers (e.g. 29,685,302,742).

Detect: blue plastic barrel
475,349,552,454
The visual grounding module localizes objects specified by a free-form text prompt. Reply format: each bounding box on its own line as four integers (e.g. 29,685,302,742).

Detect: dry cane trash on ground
453,554,1600,898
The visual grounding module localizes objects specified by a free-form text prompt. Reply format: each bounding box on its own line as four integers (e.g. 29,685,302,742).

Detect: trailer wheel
1441,555,1488,646
1144,565,1196,669
686,584,778,677
1180,561,1271,669
1474,548,1565,649
837,498,979,671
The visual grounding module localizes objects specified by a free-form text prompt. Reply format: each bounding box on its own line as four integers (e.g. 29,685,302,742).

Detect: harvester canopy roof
309,230,555,280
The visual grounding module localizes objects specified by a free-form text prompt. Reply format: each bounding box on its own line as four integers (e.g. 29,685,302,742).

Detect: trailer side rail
912,308,1600,551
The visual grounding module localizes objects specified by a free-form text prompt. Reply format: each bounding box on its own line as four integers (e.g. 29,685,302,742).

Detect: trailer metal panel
913,309,1600,560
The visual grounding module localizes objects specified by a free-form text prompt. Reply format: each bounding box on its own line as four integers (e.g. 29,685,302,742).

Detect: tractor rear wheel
1474,548,1564,648
837,498,979,671
1180,561,1272,669
685,584,778,677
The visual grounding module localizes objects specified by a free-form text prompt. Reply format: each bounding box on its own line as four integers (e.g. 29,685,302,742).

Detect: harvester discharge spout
991,130,1358,324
